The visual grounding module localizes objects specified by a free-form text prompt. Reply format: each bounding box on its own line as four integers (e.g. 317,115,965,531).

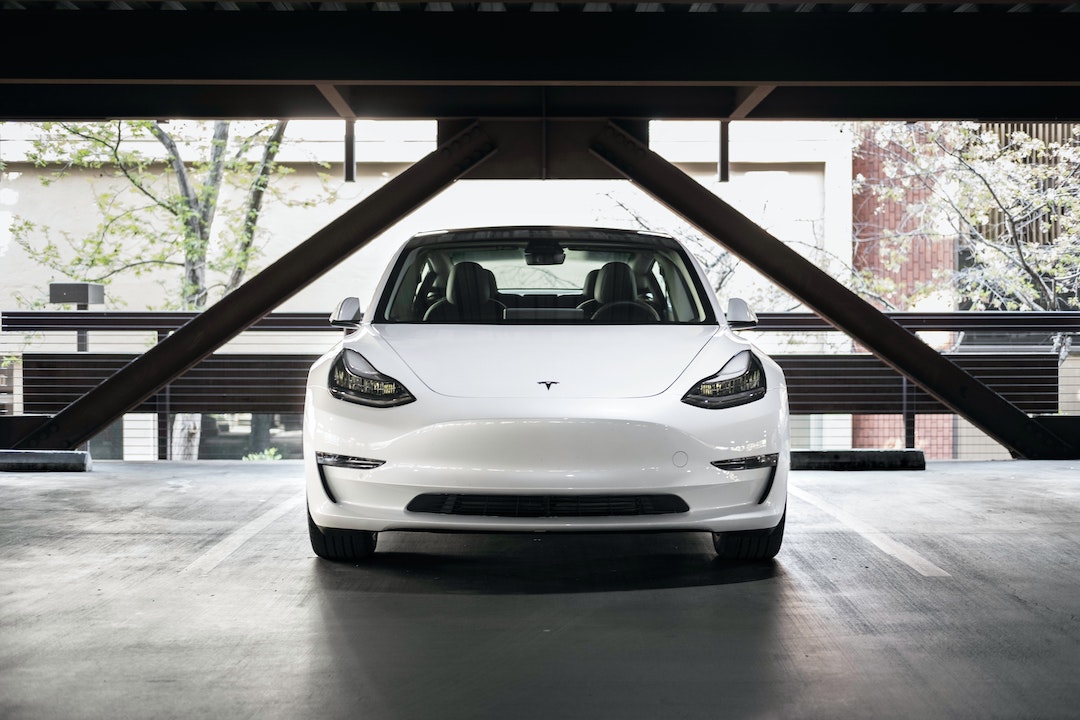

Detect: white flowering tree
853,122,1080,312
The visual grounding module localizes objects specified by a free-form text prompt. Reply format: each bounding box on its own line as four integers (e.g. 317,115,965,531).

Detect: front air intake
406,494,689,518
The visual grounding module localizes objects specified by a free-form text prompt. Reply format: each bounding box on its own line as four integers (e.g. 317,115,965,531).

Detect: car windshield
376,234,715,325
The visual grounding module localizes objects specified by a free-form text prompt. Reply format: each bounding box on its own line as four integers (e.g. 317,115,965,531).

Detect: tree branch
932,130,1057,308
227,120,288,293
61,122,175,216
148,122,203,239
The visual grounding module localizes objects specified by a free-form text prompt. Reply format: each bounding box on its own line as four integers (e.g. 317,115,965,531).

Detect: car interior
380,241,711,324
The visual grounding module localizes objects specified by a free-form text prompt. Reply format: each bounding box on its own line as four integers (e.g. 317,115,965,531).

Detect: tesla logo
538,381,559,390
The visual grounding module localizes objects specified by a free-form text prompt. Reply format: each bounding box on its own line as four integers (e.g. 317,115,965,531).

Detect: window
376,234,715,325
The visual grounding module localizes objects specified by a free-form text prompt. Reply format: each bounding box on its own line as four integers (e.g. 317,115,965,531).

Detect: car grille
405,493,689,518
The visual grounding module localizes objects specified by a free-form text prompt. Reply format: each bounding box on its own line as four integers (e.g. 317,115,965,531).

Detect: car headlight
328,349,415,407
682,350,766,409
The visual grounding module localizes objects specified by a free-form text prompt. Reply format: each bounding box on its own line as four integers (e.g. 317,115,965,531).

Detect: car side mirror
725,297,758,329
330,297,364,329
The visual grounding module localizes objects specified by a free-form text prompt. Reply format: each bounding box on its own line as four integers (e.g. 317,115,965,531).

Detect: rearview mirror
725,297,758,329
330,297,364,329
524,240,566,266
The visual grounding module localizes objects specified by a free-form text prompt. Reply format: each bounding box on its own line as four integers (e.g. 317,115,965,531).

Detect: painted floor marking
182,493,304,576
789,485,951,578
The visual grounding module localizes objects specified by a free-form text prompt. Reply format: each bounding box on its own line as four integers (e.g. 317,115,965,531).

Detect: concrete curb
792,449,926,471
0,450,93,472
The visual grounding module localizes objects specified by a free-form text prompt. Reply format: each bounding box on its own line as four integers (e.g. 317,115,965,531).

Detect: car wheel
712,509,785,561
308,508,377,562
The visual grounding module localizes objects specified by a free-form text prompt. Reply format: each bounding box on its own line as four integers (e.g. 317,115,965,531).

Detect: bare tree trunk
151,122,233,459
248,414,274,456
170,413,201,461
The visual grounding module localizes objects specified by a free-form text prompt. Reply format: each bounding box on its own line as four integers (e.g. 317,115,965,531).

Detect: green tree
11,119,329,457
853,122,1080,312
12,120,301,309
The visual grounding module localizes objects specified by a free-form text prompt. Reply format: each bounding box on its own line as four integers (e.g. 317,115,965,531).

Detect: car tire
308,509,378,562
712,509,785,561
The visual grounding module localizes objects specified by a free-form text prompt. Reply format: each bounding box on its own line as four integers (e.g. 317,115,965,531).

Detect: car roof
404,225,681,249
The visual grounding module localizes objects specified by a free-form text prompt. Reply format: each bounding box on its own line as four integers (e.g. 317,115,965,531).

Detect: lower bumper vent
406,493,689,518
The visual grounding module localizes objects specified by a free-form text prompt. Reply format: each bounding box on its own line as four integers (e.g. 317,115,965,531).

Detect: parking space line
182,493,304,576
789,485,951,578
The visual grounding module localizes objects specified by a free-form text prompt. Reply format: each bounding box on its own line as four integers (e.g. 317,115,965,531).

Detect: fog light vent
710,454,779,472
316,452,385,470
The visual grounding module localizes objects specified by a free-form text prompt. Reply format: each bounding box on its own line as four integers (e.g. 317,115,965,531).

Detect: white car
304,226,789,562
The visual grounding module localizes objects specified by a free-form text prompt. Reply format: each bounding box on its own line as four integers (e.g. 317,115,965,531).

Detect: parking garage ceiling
2,1,1079,122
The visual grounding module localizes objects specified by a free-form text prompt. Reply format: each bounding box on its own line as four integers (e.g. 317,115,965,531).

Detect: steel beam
7,13,1080,86
13,122,497,451
590,121,1076,459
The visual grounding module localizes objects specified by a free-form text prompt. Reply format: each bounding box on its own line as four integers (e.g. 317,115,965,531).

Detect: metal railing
2,310,1077,461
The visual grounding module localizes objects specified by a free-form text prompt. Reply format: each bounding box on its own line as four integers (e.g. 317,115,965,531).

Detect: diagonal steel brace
590,121,1075,460
14,122,497,451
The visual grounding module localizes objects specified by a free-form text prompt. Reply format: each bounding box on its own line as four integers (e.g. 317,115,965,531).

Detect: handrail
4,310,1079,334
0,311,332,333
754,311,1080,333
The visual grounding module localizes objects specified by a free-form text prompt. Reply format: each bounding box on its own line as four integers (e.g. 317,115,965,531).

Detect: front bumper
304,384,789,534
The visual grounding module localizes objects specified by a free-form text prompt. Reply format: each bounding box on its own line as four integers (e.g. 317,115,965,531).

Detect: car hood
368,324,725,399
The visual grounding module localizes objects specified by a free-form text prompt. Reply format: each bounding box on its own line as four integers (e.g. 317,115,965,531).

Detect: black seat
423,261,505,323
560,268,600,308
484,268,521,308
589,262,660,323
575,268,605,316
411,270,441,320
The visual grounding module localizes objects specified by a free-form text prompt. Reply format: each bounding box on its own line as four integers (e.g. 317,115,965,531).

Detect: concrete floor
2,459,1079,720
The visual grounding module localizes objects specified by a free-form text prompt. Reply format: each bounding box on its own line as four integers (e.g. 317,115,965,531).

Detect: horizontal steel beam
748,86,1080,123
7,83,1080,124
4,10,1080,123
5,13,1080,85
